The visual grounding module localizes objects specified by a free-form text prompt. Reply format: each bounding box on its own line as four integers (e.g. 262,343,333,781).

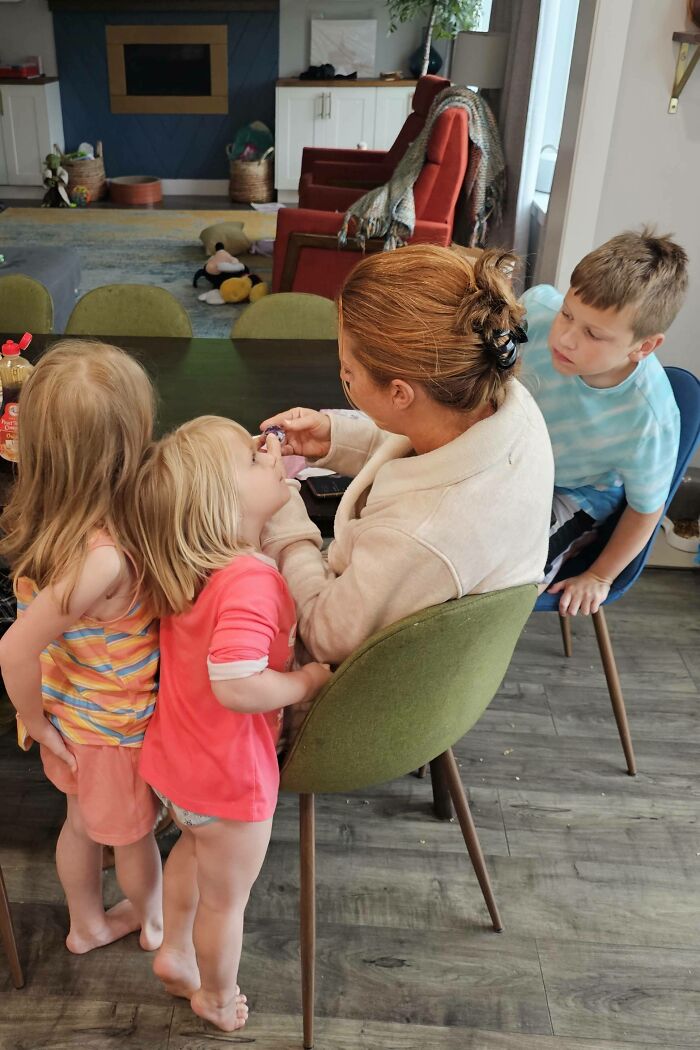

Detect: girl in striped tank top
0,340,163,956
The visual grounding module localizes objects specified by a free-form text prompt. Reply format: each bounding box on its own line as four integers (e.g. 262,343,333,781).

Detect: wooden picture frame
106,24,228,115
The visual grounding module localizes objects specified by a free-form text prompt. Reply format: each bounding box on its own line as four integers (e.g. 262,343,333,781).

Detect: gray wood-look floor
0,568,698,1049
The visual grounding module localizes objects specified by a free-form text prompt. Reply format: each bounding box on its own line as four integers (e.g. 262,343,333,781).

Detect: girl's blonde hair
0,339,154,606
338,243,524,413
133,416,254,618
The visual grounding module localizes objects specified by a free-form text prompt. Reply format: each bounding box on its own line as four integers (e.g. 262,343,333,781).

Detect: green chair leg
0,865,23,989
433,749,503,932
299,794,316,1049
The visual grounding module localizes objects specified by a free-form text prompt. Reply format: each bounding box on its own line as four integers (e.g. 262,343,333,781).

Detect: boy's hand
548,571,611,616
26,716,78,772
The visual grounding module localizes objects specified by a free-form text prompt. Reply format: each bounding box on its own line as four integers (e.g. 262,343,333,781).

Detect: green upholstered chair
280,584,537,1049
230,292,337,340
65,284,192,338
0,274,53,334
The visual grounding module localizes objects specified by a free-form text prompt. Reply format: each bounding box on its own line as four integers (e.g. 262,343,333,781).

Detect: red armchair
298,75,450,212
272,106,468,300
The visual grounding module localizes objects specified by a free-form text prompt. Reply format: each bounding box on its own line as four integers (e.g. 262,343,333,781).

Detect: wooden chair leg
414,764,429,778
0,865,24,989
559,613,573,657
429,758,454,820
592,608,637,776
433,750,503,932
299,794,316,1050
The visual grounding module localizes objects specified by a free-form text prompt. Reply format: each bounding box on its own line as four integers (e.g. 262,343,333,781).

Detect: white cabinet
313,87,376,150
0,81,64,186
275,83,415,193
373,87,414,152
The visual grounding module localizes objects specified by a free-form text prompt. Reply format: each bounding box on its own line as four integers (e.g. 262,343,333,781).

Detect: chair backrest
65,284,192,338
0,274,53,334
414,108,469,225
536,365,700,611
231,292,337,340
280,585,536,795
387,75,451,164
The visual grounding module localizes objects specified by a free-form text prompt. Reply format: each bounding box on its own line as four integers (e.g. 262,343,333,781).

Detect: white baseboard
1,180,229,199
0,185,43,198
160,179,229,196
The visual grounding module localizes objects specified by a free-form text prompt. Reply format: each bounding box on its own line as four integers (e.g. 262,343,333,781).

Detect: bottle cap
1,332,32,357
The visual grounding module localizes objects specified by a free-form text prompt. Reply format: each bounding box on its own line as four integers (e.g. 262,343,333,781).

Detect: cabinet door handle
317,93,323,119
327,92,332,119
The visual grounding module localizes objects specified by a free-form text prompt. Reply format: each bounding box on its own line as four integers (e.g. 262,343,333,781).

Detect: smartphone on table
305,474,352,499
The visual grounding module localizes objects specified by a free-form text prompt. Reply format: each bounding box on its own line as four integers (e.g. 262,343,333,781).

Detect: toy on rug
193,244,268,306
69,185,91,207
41,152,73,208
199,221,251,257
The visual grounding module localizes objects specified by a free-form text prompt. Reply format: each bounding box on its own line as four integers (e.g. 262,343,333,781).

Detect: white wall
0,0,57,76
540,0,699,377
593,0,699,376
278,0,447,78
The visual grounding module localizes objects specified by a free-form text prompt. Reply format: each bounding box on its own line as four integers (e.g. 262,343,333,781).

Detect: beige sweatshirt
262,378,554,666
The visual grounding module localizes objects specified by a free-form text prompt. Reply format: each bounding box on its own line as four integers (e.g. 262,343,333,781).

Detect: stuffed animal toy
41,152,72,208
193,245,268,305
199,221,251,257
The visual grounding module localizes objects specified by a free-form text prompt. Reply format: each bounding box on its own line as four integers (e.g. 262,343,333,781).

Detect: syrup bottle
0,332,34,464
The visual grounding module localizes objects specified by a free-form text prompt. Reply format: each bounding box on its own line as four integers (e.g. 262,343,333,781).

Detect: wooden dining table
0,334,345,532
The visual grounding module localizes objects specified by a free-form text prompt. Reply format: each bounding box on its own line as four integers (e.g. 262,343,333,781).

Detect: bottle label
0,402,20,462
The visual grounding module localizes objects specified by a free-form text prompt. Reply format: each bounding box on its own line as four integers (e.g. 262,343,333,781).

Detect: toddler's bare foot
191,985,248,1032
153,946,201,999
65,899,140,954
139,915,164,952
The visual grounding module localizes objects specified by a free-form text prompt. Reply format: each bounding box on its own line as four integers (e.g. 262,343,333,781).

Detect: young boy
521,227,688,616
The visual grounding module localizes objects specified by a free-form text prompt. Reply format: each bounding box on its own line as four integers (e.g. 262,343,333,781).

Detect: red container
108,176,163,206
0,63,40,79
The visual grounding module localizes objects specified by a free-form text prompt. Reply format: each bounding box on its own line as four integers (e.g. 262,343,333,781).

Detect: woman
260,244,554,666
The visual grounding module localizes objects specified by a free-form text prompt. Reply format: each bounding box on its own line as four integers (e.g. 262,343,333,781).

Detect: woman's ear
390,379,416,411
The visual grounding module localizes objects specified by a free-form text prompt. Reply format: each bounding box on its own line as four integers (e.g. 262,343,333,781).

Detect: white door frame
535,0,635,288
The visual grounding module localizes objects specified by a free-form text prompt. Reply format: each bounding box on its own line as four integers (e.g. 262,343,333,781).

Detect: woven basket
228,146,274,204
58,141,107,202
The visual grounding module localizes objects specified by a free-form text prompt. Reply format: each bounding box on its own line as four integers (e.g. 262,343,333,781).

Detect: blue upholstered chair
535,367,700,775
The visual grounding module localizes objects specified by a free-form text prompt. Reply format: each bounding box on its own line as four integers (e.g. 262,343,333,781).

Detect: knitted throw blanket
338,86,506,251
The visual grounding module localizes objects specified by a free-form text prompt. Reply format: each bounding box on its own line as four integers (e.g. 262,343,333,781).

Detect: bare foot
190,985,248,1032
66,899,140,954
153,946,201,999
140,915,164,952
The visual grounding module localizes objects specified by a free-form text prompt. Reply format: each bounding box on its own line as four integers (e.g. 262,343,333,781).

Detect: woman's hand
259,408,331,460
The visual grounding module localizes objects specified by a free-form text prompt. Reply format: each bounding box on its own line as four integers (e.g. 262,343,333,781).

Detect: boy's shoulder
521,284,563,319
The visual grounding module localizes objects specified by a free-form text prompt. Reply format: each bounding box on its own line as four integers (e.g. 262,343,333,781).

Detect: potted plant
387,0,483,77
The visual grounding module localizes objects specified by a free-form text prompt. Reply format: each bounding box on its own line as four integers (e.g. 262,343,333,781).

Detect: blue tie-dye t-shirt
520,285,679,522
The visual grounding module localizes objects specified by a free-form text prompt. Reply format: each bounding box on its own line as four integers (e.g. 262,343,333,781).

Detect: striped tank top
15,535,159,749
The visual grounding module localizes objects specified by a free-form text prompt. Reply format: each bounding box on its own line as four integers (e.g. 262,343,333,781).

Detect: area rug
0,208,277,338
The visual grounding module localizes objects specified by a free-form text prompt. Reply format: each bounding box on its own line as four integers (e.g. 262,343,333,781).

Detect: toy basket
57,141,107,201
228,146,274,204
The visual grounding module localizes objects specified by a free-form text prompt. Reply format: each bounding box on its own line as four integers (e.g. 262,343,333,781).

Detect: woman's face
339,331,407,431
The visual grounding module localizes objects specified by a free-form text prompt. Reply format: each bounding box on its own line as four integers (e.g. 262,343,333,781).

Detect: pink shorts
40,741,159,846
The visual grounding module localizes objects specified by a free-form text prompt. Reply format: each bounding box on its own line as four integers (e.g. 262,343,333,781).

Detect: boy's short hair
570,226,688,340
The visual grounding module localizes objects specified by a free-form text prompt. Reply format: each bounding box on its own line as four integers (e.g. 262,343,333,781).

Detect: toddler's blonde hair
133,416,254,618
0,339,154,607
